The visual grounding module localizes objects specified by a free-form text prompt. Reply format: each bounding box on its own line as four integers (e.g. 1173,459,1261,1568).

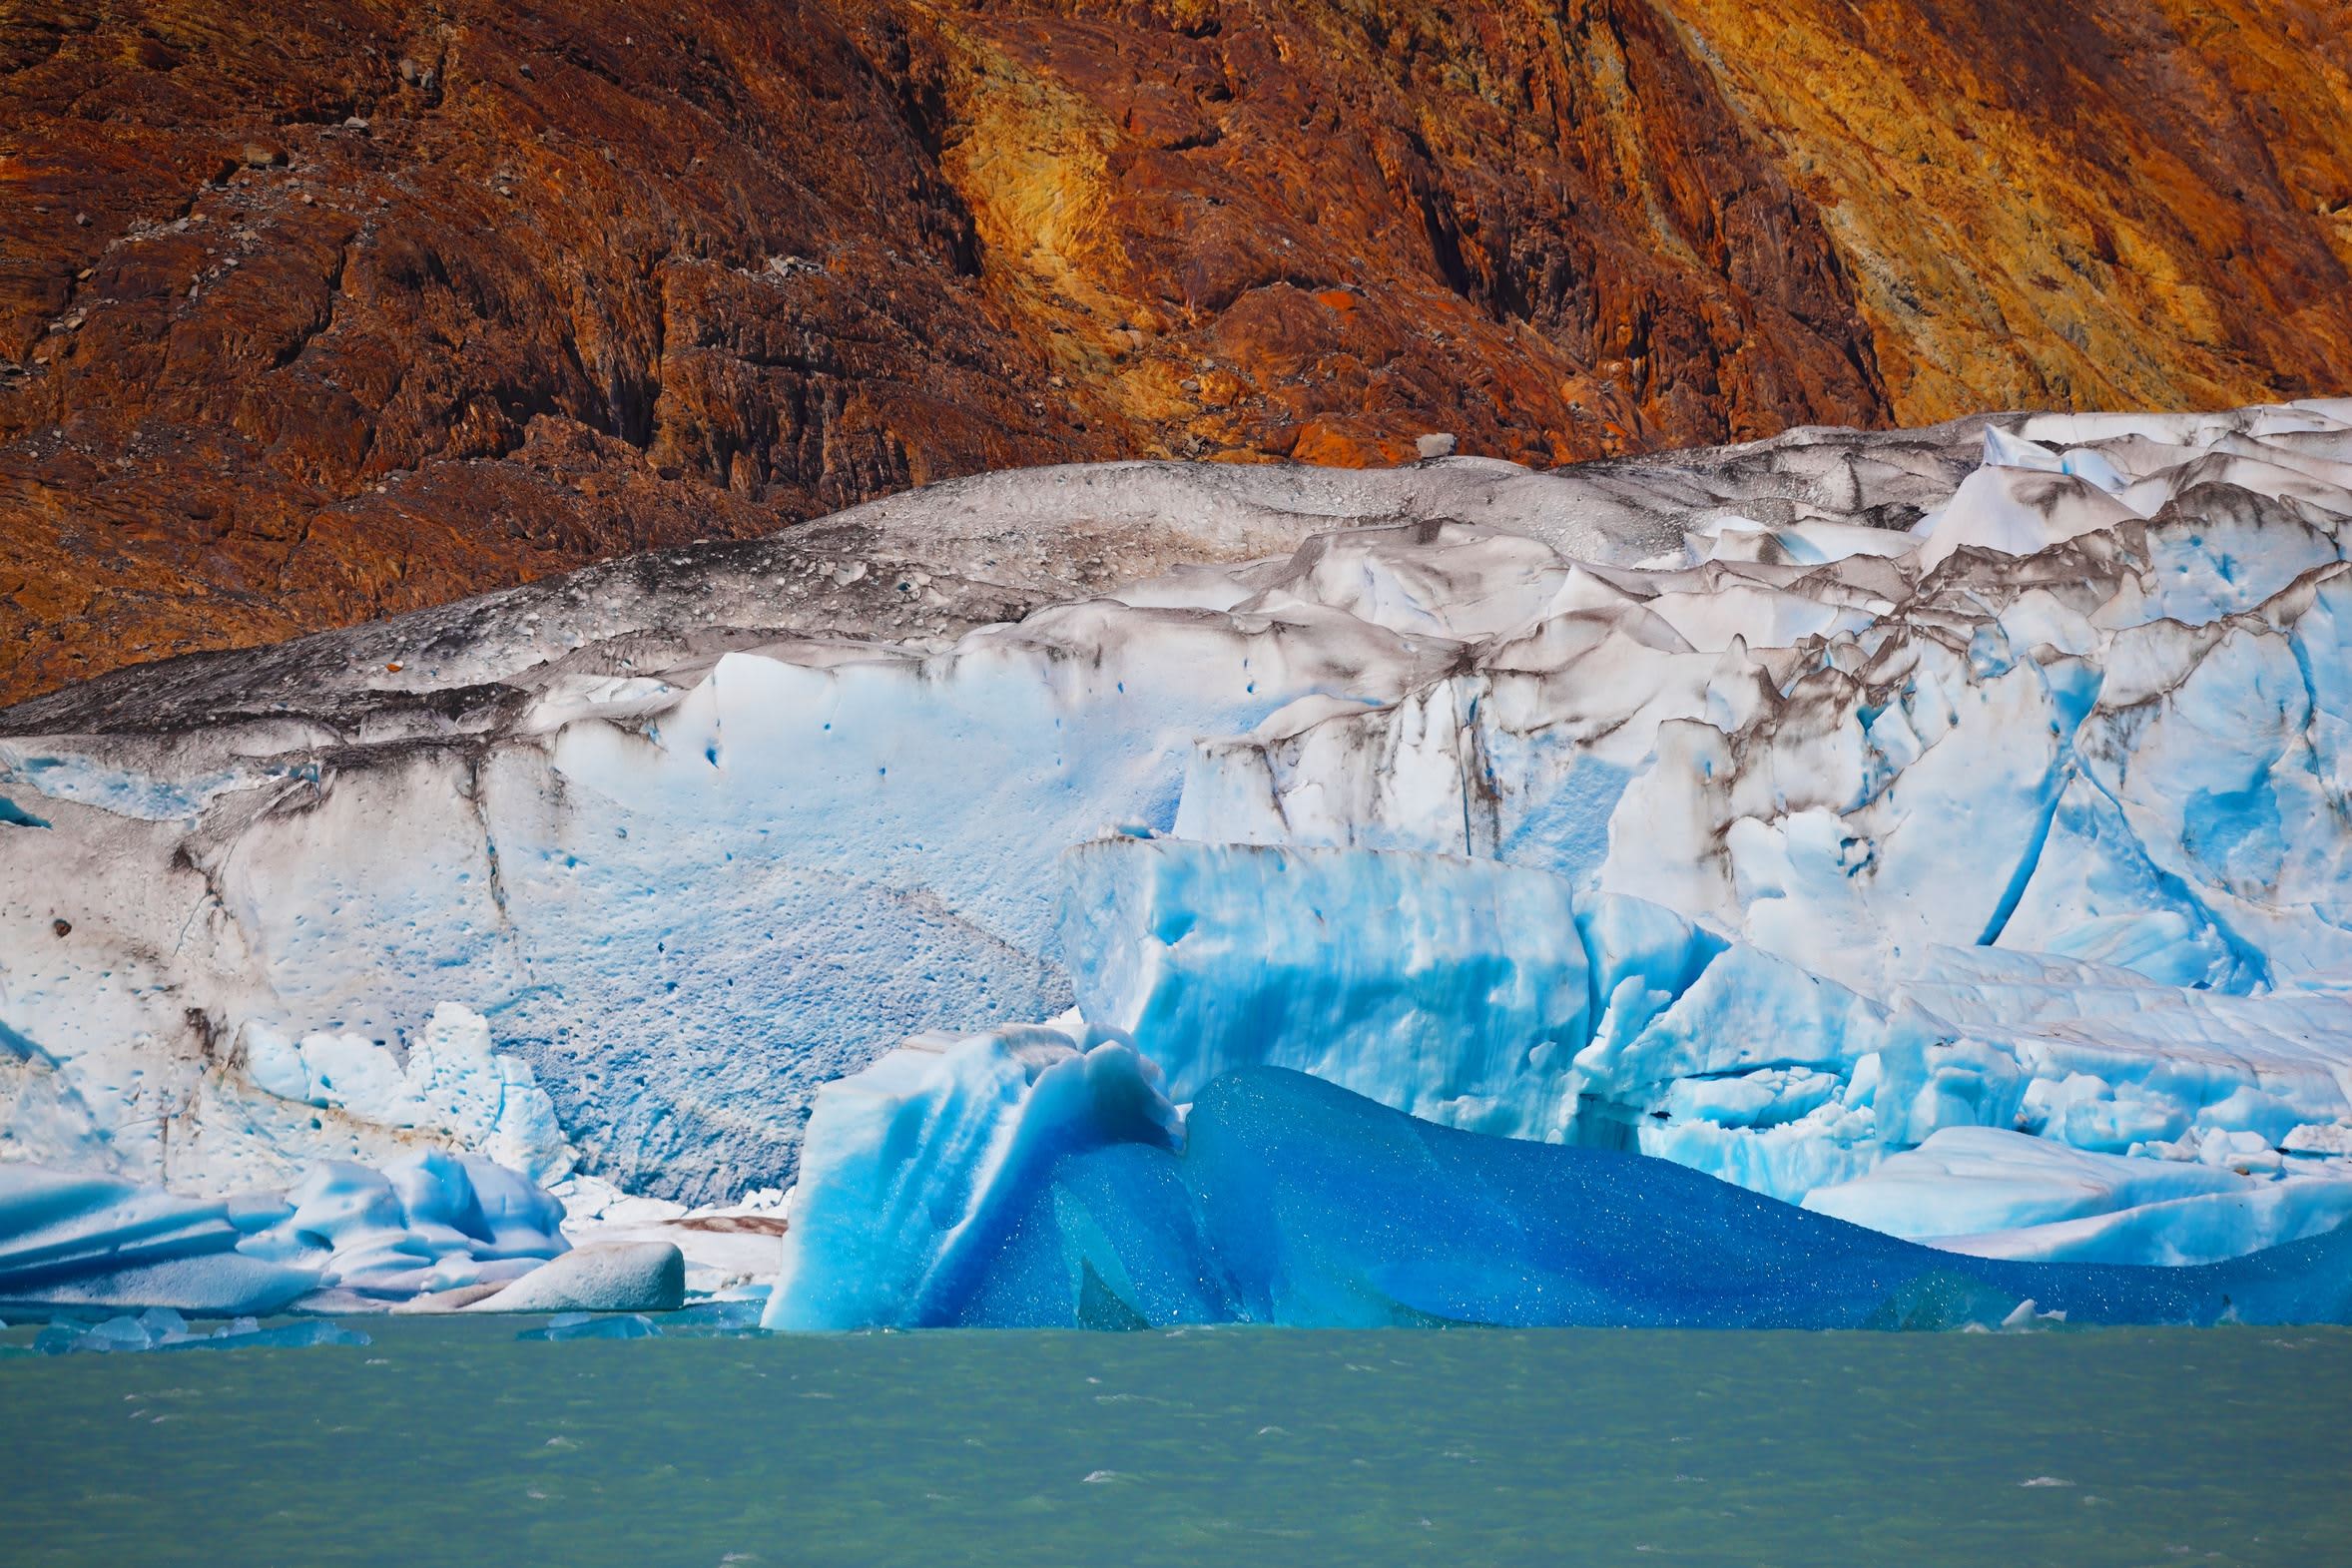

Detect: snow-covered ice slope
7,400,2352,1271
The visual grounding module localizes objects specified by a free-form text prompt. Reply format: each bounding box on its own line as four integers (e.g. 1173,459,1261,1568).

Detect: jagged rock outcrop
5,0,2349,704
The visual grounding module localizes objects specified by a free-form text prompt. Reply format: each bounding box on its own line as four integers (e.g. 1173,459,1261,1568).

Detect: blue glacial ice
234,1150,571,1301
766,1035,2352,1329
9,401,2352,1308
518,1311,663,1342
0,1150,570,1315
767,1024,1180,1330
1802,1126,2352,1266
1061,833,2352,1227
0,1164,320,1315
1063,836,1590,1136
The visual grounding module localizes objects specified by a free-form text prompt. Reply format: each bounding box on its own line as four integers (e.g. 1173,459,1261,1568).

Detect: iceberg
1179,1069,2352,1329
465,1242,686,1314
26,1313,371,1356
0,1165,317,1315
0,1148,571,1314
235,1149,571,1302
768,1046,2352,1330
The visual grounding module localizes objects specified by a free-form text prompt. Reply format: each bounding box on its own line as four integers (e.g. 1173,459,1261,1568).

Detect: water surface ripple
4,1320,2346,1566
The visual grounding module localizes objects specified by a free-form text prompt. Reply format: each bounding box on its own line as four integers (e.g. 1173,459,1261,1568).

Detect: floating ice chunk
148,1318,371,1352
519,1311,662,1340
30,1313,205,1354
0,1163,317,1314
236,1150,568,1300
36,1314,376,1353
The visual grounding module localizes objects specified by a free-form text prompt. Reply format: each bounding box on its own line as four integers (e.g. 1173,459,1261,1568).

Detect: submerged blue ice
20,1312,371,1355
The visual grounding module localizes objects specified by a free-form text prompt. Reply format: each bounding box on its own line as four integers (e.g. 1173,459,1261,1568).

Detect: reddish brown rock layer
3,0,2348,704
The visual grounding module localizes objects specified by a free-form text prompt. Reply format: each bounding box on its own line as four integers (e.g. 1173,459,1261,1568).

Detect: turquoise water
4,1319,2349,1566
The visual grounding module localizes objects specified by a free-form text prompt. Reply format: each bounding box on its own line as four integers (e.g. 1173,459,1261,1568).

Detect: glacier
8,397,2352,1317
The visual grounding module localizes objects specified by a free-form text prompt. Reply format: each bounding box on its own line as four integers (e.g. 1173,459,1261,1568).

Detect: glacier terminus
7,400,2352,1327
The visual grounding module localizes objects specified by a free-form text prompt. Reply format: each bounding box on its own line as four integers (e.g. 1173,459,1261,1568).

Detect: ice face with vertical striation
1062,836,1589,1137
8,400,2352,1305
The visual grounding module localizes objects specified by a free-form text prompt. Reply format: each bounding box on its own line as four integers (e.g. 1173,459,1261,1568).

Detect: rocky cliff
5,0,2349,702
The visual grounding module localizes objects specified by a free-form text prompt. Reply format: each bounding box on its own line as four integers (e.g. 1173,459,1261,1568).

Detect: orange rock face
3,0,2348,703
1661,0,2352,421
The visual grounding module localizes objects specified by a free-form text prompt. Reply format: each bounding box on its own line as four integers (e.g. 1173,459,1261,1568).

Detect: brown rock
2,0,2348,707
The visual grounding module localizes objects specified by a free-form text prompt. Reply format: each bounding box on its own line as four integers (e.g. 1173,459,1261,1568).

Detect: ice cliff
8,399,2352,1312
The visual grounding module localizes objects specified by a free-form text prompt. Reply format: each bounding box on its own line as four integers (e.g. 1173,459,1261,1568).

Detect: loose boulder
467,1242,686,1313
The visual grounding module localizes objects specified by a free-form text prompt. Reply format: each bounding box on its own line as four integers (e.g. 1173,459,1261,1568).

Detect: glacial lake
4,1318,2348,1566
